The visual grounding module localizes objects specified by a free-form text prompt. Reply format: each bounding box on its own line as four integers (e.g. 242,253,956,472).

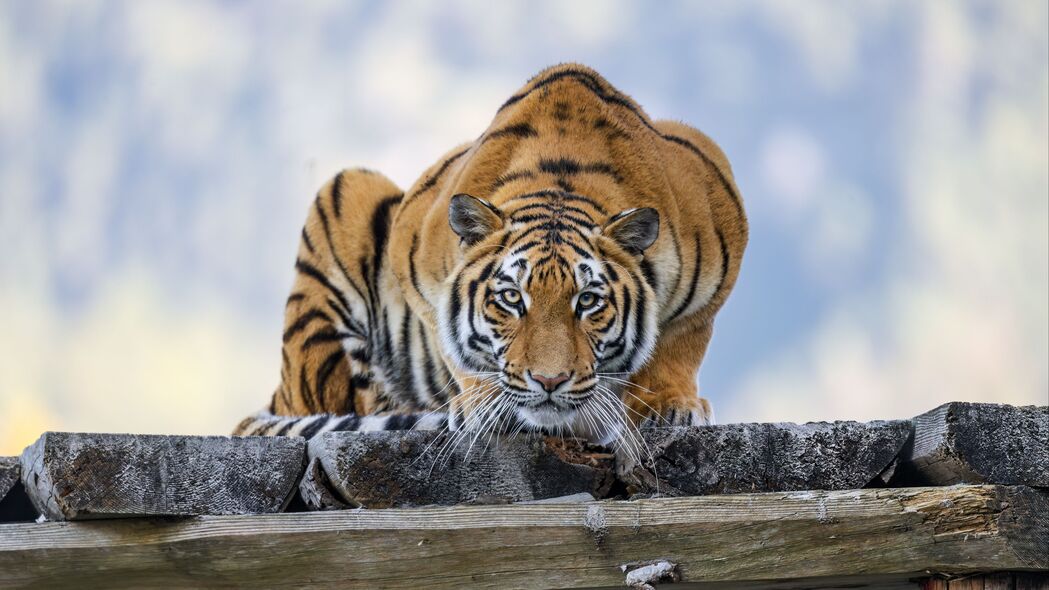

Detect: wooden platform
0,485,1045,589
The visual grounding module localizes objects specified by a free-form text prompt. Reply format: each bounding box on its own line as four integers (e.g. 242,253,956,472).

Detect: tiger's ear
602,207,660,255
449,193,504,247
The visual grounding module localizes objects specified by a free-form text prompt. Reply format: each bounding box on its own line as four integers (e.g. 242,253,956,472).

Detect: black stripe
349,373,372,390
508,202,597,222
712,228,730,300
491,170,536,191
484,122,538,142
500,68,625,113
408,234,426,301
398,309,414,395
629,274,648,361
331,171,345,218
315,349,345,409
537,158,622,183
301,329,353,350
385,414,420,430
510,212,596,230
299,366,319,412
275,419,297,436
325,298,368,339
667,235,702,323
301,227,316,255
332,414,361,432
663,134,744,221
283,309,330,342
403,147,470,207
370,194,402,291
294,259,354,318
286,293,306,307
640,257,657,291
299,417,328,439
506,190,609,215
280,382,293,412
417,320,441,403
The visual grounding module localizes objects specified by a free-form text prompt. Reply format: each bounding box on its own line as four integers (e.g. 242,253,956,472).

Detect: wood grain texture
895,403,1048,486
309,431,614,508
0,485,1044,589
20,432,307,520
629,420,912,496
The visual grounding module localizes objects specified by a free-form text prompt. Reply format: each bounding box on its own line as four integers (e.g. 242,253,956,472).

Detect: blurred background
1,1,1046,454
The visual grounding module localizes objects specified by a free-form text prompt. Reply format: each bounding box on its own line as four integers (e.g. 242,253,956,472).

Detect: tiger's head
438,192,660,442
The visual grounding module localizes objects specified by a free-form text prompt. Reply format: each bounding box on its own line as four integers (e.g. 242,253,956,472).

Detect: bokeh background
1,1,1046,454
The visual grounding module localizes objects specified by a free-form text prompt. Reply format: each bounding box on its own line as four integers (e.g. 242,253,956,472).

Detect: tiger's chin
517,403,577,430
516,404,622,447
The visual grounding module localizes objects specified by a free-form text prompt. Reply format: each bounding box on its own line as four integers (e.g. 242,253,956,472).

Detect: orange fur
235,64,746,438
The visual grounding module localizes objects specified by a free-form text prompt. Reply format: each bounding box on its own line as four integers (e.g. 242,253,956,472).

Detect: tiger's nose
529,371,571,392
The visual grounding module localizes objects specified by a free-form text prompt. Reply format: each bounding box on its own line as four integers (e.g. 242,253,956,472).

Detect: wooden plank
20,432,307,520
895,403,1048,486
628,420,912,496
308,431,614,508
0,485,1043,589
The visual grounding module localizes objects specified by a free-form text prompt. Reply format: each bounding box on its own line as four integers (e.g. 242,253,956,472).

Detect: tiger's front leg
621,316,715,428
612,316,715,482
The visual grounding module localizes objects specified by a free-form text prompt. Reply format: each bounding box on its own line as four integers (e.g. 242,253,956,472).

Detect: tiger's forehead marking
497,255,530,285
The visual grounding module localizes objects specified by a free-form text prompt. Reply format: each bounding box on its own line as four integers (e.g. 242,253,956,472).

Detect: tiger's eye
500,289,522,305
577,292,599,309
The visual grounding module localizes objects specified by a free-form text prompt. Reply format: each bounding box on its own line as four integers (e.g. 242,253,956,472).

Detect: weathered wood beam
0,485,1043,590
305,420,911,508
627,420,912,496
894,402,1048,486
306,431,614,508
20,432,306,520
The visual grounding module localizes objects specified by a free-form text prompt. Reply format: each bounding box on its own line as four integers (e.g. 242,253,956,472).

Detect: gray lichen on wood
625,419,912,496
308,430,614,508
894,402,1049,486
20,432,306,520
0,458,17,502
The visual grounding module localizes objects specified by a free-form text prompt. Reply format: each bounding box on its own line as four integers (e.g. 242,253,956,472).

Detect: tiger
234,64,747,462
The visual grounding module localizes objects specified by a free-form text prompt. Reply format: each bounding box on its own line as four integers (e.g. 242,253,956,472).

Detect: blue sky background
1,1,1046,452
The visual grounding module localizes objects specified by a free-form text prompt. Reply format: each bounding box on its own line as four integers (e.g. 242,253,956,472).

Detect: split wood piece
627,420,912,496
0,458,17,504
306,430,614,508
0,456,37,522
0,485,1044,589
895,402,1049,486
20,432,307,520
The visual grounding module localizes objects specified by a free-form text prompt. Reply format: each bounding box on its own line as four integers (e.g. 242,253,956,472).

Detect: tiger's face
439,192,660,438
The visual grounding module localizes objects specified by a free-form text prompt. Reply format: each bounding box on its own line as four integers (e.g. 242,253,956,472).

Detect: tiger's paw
633,396,715,429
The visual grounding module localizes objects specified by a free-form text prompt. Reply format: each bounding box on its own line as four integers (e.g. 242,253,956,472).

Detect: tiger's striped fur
235,64,747,453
